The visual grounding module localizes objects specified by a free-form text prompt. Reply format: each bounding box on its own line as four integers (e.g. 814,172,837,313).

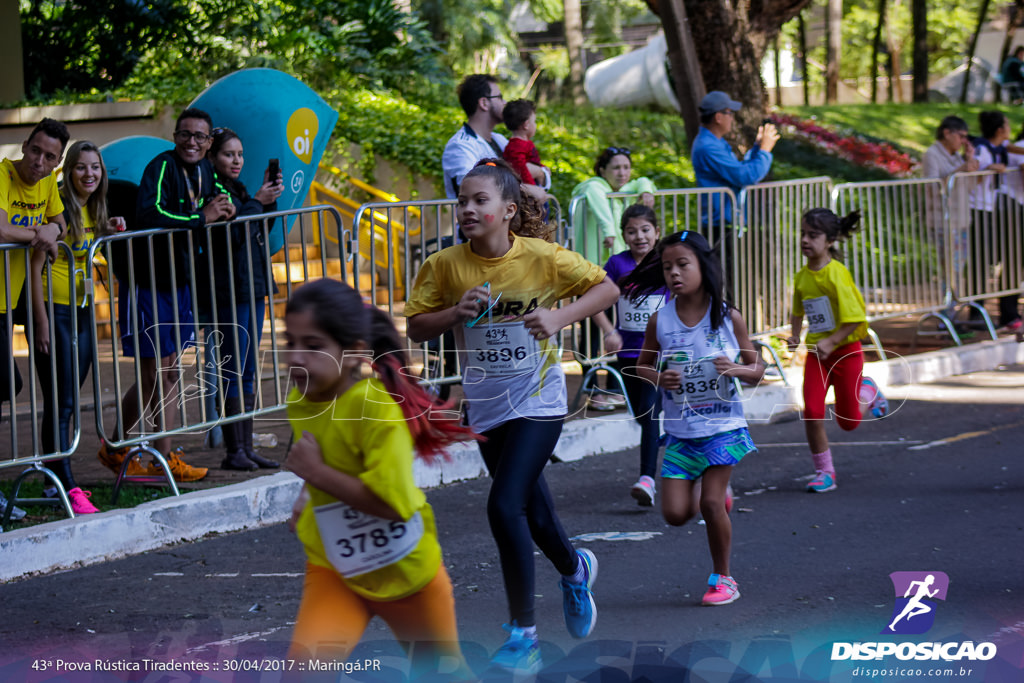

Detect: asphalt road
2,368,1023,683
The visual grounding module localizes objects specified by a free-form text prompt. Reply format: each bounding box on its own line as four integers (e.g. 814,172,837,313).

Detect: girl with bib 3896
406,158,619,675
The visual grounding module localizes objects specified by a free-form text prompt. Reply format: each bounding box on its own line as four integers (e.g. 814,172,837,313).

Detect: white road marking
571,531,663,542
908,419,1024,451
185,625,295,655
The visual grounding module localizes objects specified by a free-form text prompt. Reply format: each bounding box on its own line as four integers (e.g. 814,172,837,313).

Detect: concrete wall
0,100,173,162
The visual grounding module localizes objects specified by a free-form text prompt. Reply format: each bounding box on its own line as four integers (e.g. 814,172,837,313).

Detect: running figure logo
883,571,949,635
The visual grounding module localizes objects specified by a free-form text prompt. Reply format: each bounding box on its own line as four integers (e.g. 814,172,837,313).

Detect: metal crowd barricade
830,177,952,353
566,187,737,409
2,242,82,528
87,205,345,501
737,177,833,338
347,195,566,400
945,168,1024,339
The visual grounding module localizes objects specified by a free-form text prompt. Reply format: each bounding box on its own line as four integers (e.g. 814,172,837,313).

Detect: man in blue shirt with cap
691,90,779,286
692,90,779,227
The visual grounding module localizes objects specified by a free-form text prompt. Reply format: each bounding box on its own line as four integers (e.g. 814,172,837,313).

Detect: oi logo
286,107,319,164
882,571,949,635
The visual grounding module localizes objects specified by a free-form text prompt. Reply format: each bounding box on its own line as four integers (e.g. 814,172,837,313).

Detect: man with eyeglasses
442,75,550,203
442,75,509,201
112,107,236,483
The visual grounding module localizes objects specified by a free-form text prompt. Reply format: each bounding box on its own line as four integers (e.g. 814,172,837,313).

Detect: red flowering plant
769,113,919,177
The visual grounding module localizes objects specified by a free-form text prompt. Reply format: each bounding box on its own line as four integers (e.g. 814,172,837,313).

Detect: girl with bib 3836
620,230,763,606
406,158,619,675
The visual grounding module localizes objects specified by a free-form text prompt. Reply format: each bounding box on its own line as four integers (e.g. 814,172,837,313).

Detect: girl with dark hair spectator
406,158,619,674
570,146,656,265
592,203,668,503
283,278,475,677
31,141,124,514
622,229,763,606
201,127,283,470
969,111,1021,332
922,116,978,303
786,208,888,495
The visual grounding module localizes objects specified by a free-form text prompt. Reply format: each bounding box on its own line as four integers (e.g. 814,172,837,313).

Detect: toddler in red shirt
503,99,548,185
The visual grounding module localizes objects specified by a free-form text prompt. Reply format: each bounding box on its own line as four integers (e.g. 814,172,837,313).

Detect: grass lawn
779,103,998,156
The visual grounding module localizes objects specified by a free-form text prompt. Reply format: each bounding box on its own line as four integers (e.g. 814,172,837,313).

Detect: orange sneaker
146,448,208,482
99,441,149,477
97,440,131,473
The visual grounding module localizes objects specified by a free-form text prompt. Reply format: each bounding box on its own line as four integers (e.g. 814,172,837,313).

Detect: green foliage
779,0,985,89
19,0,189,100
21,0,451,107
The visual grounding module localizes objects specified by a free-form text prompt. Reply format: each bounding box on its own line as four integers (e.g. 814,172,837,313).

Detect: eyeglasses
174,130,211,144
606,147,631,157
720,110,736,117
485,93,504,100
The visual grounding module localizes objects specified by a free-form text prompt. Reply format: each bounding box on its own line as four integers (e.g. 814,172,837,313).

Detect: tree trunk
912,0,928,102
774,36,783,107
658,0,705,147
825,0,842,103
961,0,991,104
799,11,810,106
563,0,586,106
871,0,887,104
887,3,902,103
646,0,814,147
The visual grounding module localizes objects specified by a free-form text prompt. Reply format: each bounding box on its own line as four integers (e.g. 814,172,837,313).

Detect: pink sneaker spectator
67,487,99,515
702,574,740,606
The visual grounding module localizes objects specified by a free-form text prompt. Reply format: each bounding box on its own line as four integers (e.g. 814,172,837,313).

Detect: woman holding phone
200,127,283,471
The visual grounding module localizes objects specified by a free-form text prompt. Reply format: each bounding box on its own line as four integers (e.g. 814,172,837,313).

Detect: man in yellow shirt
0,118,67,408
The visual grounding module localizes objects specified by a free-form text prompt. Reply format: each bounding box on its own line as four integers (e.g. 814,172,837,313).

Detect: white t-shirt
441,123,508,199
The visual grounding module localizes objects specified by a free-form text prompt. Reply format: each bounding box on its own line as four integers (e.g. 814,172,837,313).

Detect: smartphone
267,158,280,183
762,118,773,126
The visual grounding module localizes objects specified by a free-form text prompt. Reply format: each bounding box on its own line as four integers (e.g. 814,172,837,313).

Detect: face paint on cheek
484,214,496,223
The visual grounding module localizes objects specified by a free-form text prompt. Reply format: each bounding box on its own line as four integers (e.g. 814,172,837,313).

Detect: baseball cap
699,91,742,116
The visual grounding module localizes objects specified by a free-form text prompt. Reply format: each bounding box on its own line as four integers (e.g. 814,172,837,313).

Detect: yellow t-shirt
792,259,868,348
0,158,64,312
46,207,95,306
288,378,441,601
404,234,606,432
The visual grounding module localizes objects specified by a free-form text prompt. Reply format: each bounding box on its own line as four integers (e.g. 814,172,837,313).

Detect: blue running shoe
860,377,888,418
807,470,837,493
559,549,598,638
491,623,541,674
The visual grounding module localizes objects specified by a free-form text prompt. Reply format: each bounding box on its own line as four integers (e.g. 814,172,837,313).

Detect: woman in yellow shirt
32,141,124,514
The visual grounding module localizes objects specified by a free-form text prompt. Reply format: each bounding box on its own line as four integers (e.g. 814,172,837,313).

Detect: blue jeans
35,304,94,489
204,299,266,399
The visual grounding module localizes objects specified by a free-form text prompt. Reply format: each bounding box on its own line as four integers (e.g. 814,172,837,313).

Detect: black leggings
613,358,662,479
478,416,578,628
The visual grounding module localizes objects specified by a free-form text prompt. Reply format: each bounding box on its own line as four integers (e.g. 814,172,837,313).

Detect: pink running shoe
702,574,740,605
725,484,734,513
67,487,99,514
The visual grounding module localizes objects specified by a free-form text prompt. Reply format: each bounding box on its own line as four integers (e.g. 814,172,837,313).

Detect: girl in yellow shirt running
283,278,476,678
406,159,619,674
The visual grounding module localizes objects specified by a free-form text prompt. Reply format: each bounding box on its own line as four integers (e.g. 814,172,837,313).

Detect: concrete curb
2,337,1020,582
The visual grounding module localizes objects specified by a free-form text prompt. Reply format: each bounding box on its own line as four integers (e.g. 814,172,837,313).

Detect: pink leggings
802,341,864,431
